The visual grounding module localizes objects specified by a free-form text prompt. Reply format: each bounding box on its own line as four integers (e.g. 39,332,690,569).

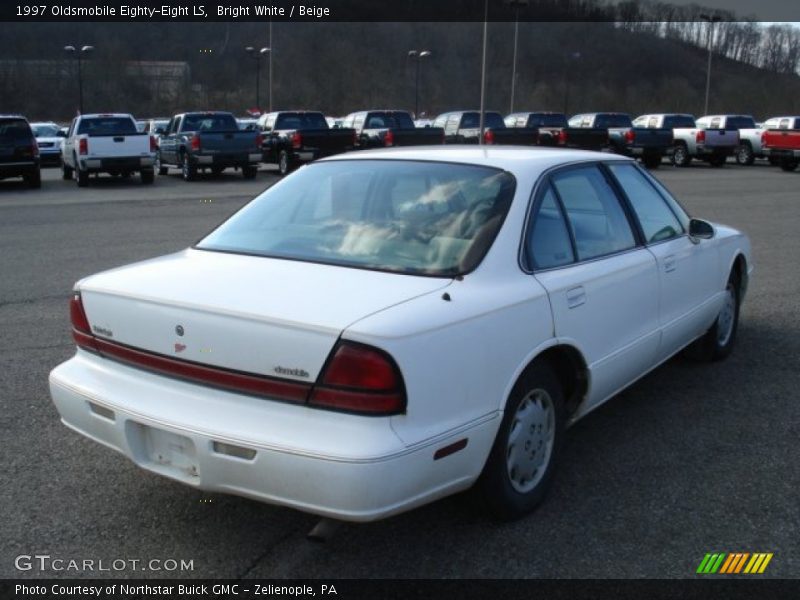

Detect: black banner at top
3,0,800,22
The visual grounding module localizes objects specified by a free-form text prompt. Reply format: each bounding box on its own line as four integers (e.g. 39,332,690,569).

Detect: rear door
527,164,660,415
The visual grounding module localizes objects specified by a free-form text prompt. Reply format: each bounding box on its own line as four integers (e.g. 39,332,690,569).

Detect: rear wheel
736,143,755,165
181,154,197,181
477,361,564,520
672,143,691,167
62,161,73,180
642,154,662,169
76,168,89,187
685,270,741,362
278,150,296,176
780,158,798,172
156,153,168,176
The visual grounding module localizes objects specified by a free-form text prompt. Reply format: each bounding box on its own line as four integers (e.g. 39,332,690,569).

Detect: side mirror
689,218,715,241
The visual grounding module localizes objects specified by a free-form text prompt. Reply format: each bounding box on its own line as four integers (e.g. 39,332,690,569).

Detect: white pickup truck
634,113,745,167
737,116,800,165
61,113,156,187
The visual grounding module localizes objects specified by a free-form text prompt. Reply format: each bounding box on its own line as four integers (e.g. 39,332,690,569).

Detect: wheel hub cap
506,389,555,493
717,285,736,346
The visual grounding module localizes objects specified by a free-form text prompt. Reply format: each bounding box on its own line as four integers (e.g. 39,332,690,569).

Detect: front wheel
685,271,741,362
736,143,755,166
476,361,564,520
672,144,691,167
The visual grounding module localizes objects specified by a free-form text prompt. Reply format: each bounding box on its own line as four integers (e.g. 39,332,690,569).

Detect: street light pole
245,46,270,114
506,0,529,114
407,50,431,118
700,14,721,115
478,0,489,145
64,45,94,114
268,21,273,112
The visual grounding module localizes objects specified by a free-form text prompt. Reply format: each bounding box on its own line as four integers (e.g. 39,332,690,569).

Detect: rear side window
596,114,633,128
664,115,696,129
726,116,756,130
551,166,636,261
526,184,575,270
77,117,137,135
0,119,32,141
608,163,683,244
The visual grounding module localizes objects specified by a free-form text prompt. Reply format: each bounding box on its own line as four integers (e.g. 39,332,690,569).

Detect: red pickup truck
762,122,800,171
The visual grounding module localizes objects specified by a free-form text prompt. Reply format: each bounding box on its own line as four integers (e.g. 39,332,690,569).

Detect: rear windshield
663,115,696,129
0,119,33,141
461,112,505,129
365,112,415,129
31,124,61,137
527,114,568,128
595,114,633,128
182,113,238,132
197,160,516,277
77,117,137,136
726,116,756,130
275,112,329,130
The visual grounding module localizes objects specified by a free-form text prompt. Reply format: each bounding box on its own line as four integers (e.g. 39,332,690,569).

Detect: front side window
526,184,575,270
608,163,683,244
197,160,516,277
551,166,636,261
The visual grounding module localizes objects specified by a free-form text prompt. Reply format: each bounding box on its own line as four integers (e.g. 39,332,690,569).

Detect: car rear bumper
49,351,492,522
80,156,155,172
0,161,38,177
763,148,800,159
696,145,736,157
191,153,261,167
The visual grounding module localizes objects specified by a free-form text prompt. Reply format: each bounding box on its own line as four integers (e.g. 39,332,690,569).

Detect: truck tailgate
703,129,739,148
763,130,800,150
298,128,356,153
197,130,258,153
83,134,151,158
390,128,444,146
628,127,673,150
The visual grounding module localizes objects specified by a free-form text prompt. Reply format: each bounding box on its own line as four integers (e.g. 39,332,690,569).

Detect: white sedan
49,147,752,522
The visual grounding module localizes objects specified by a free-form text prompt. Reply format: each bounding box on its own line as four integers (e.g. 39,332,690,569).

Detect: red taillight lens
79,138,88,155
696,130,706,144
255,133,263,148
624,129,635,143
149,135,157,152
761,132,768,148
558,129,568,145
291,131,302,149
191,135,201,152
70,293,97,352
309,342,406,415
484,129,495,144
384,129,395,147
353,130,359,147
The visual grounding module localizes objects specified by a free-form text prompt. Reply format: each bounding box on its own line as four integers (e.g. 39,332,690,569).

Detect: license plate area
130,423,199,480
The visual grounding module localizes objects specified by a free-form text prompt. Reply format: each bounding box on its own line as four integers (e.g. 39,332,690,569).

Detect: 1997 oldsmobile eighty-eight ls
50,147,752,522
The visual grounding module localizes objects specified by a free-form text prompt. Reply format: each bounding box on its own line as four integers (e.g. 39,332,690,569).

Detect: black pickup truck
0,115,41,188
257,111,356,175
504,111,608,150
157,112,262,181
567,112,673,168
343,110,443,149
433,111,541,145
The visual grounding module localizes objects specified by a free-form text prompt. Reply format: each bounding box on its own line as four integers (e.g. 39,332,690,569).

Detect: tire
278,150,296,176
684,270,741,362
708,155,726,168
642,154,662,169
242,165,257,179
672,143,691,167
780,158,798,172
181,154,197,181
62,161,73,180
25,169,42,189
76,168,89,187
476,361,565,520
141,169,154,184
736,143,755,166
156,153,168,176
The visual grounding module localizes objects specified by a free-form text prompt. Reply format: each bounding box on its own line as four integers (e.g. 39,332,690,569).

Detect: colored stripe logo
697,553,773,574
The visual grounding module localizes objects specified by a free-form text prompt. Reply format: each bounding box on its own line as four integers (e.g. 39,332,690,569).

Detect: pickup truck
652,114,746,168
504,111,607,149
738,116,800,165
568,112,672,168
257,111,356,176
762,124,800,171
62,113,156,186
433,111,541,145
0,115,41,188
157,112,261,181
343,110,444,149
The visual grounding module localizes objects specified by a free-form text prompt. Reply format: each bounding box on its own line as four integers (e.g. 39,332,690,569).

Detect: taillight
353,130,359,147
190,135,201,152
696,130,706,144
291,131,302,149
384,129,395,147
624,129,635,144
69,293,98,352
484,129,495,144
309,341,406,415
79,138,88,155
557,129,568,145
761,132,768,148
149,135,157,152
255,132,263,148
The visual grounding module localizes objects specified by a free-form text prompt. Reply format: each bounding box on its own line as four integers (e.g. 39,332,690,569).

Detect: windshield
461,113,505,129
182,113,238,132
197,160,516,277
31,124,60,137
77,117,137,135
275,112,329,130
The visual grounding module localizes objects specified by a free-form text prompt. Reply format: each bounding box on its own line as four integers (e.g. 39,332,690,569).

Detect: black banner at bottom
3,579,799,600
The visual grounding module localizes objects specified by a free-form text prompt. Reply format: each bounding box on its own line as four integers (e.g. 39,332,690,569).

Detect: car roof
319,146,632,173
79,113,134,118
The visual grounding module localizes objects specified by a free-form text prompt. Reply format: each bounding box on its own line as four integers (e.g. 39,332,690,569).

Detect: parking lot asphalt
1,161,798,579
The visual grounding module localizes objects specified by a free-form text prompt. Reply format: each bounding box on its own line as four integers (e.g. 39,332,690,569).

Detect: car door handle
566,286,586,309
664,255,677,273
